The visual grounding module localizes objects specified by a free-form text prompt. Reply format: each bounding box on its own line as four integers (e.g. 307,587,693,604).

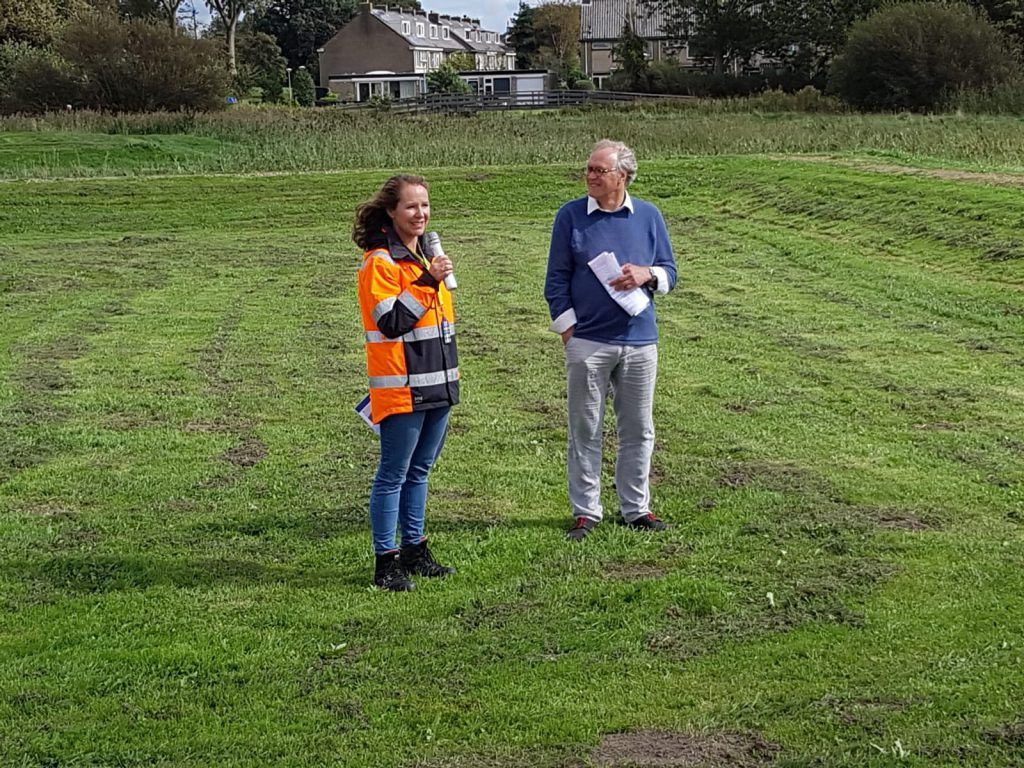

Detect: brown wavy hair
352,174,429,250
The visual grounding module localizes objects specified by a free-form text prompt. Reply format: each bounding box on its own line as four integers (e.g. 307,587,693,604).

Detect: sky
195,0,523,37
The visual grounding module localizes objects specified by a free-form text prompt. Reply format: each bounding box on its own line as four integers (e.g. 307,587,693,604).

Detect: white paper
355,394,381,436
587,251,651,317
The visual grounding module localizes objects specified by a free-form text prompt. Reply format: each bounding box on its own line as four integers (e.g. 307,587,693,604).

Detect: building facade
319,3,517,96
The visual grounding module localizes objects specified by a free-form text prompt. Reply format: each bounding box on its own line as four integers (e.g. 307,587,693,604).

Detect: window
442,26,449,39
402,21,410,34
419,50,428,64
430,24,437,38
431,52,440,66
416,22,424,36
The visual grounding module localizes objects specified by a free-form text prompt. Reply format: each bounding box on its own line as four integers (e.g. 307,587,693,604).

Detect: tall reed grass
2,103,1023,178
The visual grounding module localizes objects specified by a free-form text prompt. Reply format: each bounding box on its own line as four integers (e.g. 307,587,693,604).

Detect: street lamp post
286,66,293,104
298,65,307,106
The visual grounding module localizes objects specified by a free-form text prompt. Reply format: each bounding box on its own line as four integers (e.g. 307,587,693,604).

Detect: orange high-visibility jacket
357,232,460,424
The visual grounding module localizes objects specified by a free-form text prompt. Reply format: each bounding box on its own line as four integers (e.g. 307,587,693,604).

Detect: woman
353,174,459,592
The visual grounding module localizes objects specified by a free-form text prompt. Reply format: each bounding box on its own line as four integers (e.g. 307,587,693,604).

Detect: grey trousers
564,336,658,523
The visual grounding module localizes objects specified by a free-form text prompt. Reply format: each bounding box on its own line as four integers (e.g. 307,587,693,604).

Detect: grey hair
592,138,637,186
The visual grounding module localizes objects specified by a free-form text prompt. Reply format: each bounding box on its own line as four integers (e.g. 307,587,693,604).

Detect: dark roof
580,0,671,41
370,6,510,53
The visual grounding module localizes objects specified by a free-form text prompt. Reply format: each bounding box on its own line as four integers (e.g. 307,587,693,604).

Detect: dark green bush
828,2,1021,112
0,41,78,113
1,11,229,114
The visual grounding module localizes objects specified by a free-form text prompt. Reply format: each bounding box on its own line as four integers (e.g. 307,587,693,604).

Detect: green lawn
1,152,1023,767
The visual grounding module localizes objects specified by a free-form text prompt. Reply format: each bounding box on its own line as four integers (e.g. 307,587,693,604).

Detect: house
319,3,518,100
580,0,780,86
580,0,691,87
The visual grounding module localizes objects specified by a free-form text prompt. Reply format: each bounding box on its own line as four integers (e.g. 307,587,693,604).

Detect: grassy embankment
0,117,1023,766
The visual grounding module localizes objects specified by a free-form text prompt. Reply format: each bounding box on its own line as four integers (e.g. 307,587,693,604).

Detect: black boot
374,551,415,592
399,540,456,578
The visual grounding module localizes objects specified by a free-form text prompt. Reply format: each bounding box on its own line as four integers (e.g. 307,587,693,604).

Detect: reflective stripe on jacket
357,232,459,424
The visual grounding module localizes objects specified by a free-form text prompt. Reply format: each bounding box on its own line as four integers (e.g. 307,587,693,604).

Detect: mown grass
1,106,1024,179
1,155,1023,767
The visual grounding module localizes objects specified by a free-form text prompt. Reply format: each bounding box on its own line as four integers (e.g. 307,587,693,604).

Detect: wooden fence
327,90,696,114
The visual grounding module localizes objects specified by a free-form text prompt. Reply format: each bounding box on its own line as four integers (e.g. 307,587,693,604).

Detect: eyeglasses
585,165,617,176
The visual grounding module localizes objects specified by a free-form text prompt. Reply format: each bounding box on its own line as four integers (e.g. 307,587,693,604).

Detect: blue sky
196,0,523,37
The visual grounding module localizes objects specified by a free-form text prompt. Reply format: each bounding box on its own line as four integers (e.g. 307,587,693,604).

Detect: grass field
1,115,1024,767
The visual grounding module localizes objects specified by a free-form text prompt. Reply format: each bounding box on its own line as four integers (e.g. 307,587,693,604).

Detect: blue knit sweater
545,195,677,345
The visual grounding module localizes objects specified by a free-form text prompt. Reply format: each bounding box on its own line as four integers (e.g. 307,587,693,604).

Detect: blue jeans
369,407,450,554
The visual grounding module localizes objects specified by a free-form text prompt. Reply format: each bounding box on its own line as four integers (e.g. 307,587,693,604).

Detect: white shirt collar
587,191,633,215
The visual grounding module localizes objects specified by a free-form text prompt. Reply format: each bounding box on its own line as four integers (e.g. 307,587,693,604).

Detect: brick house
319,3,517,99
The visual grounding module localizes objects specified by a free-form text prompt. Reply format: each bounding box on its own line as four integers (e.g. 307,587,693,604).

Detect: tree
655,0,766,74
533,1,580,82
612,18,648,89
291,62,314,104
2,10,228,112
236,29,286,100
207,0,265,76
762,0,882,81
251,0,355,76
0,0,64,46
447,51,474,71
426,58,470,94
966,0,1024,53
828,2,1020,111
251,0,419,76
505,2,539,69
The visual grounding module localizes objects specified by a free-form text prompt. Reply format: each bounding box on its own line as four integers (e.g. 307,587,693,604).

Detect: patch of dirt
717,460,837,499
593,730,780,767
983,722,1024,745
221,437,269,467
117,235,175,247
465,172,491,182
725,403,755,414
817,695,911,727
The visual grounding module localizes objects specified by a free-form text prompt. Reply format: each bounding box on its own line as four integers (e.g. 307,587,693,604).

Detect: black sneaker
566,516,598,541
400,540,456,578
623,513,669,531
374,551,415,591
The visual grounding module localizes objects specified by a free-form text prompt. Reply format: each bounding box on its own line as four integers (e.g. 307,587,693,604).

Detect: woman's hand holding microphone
426,231,457,290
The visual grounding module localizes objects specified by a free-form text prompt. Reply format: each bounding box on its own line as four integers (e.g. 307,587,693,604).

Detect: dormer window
416,21,424,36
402,20,410,34
442,26,449,39
430,24,437,38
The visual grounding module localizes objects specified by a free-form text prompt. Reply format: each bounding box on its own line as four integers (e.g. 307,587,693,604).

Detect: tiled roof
580,0,671,41
371,7,509,53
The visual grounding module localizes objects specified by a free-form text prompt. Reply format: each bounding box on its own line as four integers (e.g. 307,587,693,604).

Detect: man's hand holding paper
587,251,651,317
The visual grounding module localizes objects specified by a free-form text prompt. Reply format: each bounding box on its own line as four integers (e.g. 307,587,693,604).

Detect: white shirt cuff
650,266,670,295
549,308,577,334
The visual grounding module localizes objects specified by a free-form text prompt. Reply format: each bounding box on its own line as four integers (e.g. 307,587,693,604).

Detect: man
544,139,677,541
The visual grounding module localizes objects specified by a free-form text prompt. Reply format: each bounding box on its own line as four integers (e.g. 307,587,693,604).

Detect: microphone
425,231,457,291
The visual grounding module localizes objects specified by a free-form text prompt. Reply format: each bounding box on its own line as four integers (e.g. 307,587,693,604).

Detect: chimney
428,11,439,23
